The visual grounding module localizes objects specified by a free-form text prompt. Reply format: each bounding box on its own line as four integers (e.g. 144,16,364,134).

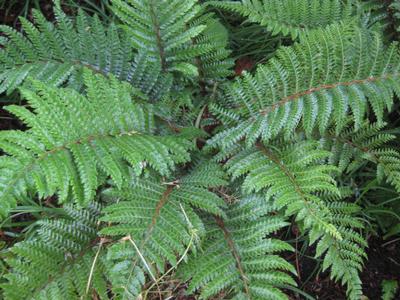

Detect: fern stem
148,0,166,71
215,215,251,298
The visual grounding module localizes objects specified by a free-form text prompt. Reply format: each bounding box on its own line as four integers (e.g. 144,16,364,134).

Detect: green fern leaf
111,0,233,80
210,0,354,39
178,195,296,299
100,163,227,298
1,203,107,300
209,24,400,149
0,70,193,218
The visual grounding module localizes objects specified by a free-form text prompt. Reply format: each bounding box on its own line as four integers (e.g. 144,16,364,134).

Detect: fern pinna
0,1,399,300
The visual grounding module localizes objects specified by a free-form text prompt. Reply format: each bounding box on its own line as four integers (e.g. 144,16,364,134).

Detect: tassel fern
0,1,397,299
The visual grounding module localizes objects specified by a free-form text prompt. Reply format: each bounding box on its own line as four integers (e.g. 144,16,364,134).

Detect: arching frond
178,195,296,300
209,24,400,149
224,140,366,299
0,70,193,218
225,141,341,239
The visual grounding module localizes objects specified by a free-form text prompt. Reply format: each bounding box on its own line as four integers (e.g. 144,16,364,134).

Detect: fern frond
190,13,234,82
1,203,107,300
100,163,227,298
210,0,354,39
225,141,341,240
316,196,367,300
0,70,193,218
111,0,232,79
178,195,296,299
209,24,400,149
224,139,366,299
322,121,400,192
0,8,125,93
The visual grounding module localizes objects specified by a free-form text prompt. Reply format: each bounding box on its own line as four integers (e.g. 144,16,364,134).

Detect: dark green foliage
0,70,194,218
322,121,400,192
209,24,400,150
210,0,354,39
1,203,106,300
0,7,133,94
0,1,398,300
179,196,296,299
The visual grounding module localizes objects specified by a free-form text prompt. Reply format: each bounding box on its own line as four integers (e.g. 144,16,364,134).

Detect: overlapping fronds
224,140,366,299
100,163,227,298
178,195,296,299
210,0,354,39
1,203,106,300
322,121,400,192
111,0,233,79
0,5,173,100
209,24,400,149
0,70,193,219
191,13,234,82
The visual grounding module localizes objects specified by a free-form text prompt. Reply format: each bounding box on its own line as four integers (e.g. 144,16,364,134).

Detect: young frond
1,203,107,300
100,164,227,298
322,121,400,192
111,0,232,79
210,0,354,39
178,195,296,300
209,24,400,149
0,70,193,218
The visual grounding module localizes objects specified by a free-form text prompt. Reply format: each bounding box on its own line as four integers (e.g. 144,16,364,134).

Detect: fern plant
0,1,399,300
